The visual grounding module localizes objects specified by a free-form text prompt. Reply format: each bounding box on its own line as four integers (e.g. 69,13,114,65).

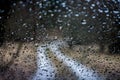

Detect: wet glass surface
0,0,120,80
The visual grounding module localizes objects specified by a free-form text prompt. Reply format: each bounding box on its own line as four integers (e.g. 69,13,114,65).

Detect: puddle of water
33,45,56,80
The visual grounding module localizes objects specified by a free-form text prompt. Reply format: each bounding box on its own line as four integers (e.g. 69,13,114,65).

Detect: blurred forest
0,0,120,53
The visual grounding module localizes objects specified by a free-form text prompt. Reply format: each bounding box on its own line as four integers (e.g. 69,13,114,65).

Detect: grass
61,46,120,80
1,40,119,80
0,41,37,80
46,49,78,80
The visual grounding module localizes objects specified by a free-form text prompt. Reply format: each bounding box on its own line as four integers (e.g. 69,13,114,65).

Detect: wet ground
0,40,119,80
32,40,104,80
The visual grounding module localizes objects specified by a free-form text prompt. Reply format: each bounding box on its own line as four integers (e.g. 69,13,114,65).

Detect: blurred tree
0,0,11,46
60,0,120,53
